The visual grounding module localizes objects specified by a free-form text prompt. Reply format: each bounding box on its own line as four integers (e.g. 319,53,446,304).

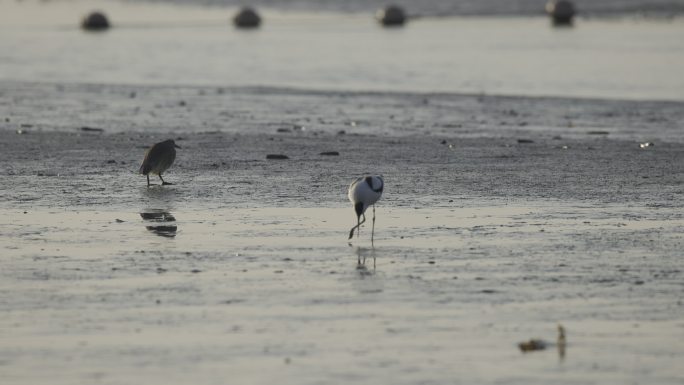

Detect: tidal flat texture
1,81,683,384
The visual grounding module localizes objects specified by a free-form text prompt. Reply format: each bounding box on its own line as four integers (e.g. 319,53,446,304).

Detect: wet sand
1,81,683,384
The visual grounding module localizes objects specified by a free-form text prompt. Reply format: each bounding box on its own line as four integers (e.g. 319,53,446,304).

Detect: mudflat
1,81,683,384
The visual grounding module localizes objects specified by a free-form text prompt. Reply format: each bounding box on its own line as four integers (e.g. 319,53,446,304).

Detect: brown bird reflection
140,210,177,238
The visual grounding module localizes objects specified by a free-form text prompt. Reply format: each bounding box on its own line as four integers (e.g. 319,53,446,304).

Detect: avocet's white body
348,175,384,242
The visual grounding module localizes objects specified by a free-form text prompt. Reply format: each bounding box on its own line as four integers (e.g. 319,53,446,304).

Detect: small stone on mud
274,270,284,274
337,130,346,135
156,267,167,274
440,140,447,145
81,126,104,132
191,269,202,274
428,260,436,264
517,139,534,144
276,128,291,133
266,154,289,160
518,339,547,352
115,219,124,223
107,159,116,164
320,151,339,156
587,130,609,135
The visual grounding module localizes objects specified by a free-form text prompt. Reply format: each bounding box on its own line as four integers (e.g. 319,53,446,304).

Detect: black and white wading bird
348,175,384,243
139,139,181,187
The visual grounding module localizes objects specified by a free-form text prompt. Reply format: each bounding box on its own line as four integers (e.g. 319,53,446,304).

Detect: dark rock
519,339,547,352
319,151,339,156
517,139,534,144
81,126,104,132
81,11,110,31
377,5,406,26
587,130,609,135
234,7,261,28
277,128,292,133
545,1,576,26
266,154,289,160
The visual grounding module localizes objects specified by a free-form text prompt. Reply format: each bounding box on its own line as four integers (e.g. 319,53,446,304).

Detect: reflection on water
355,246,376,272
352,246,384,295
140,209,177,238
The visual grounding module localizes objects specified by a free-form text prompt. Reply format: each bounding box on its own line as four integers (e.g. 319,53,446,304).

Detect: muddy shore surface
1,81,683,384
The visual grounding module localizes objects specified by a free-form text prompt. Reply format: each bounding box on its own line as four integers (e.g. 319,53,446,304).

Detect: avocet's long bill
348,210,366,240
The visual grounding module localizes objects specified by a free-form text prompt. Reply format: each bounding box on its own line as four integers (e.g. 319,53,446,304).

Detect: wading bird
139,139,181,187
348,175,384,243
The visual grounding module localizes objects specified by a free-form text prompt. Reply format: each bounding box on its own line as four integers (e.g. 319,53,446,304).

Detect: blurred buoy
376,5,406,27
81,11,110,31
545,0,575,26
233,7,261,28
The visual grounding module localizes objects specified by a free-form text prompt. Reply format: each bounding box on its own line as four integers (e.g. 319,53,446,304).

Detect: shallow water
1,204,683,384
2,0,684,100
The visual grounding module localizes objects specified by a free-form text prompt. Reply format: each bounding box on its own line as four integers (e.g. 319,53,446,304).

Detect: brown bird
139,139,181,187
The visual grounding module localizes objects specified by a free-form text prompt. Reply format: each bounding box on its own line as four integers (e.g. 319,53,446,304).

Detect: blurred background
1,0,683,101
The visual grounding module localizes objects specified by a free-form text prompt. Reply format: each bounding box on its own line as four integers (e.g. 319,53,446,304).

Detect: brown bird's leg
160,174,173,186
146,174,150,187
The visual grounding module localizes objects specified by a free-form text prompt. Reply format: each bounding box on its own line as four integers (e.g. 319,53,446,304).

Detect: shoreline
3,80,684,140
8,78,684,104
